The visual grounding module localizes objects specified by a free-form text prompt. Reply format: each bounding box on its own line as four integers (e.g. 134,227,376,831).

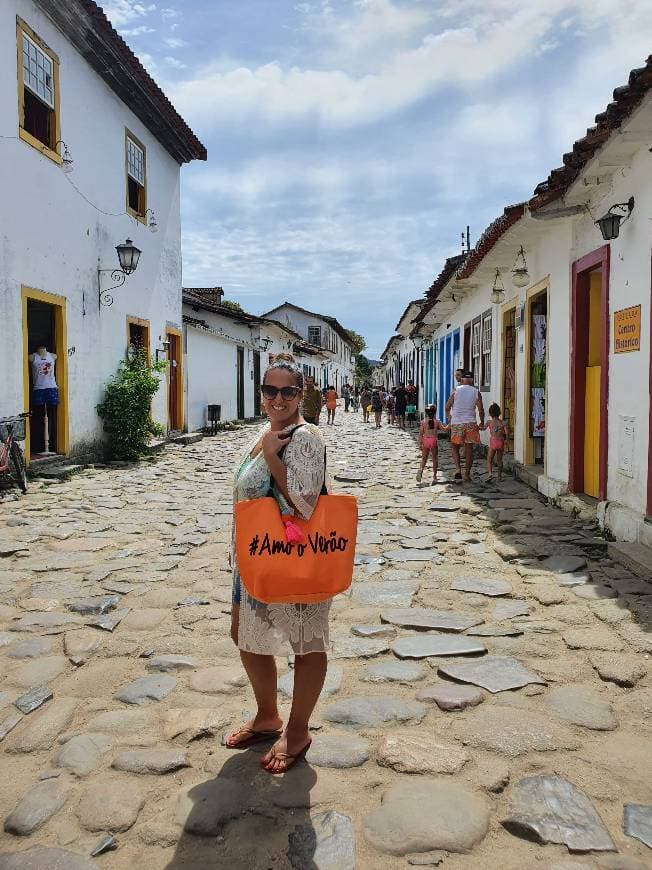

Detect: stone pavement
0,411,651,869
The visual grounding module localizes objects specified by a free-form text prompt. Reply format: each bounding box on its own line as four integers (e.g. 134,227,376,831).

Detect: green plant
97,353,167,459
149,420,166,438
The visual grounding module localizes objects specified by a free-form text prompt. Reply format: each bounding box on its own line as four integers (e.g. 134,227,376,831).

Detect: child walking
417,405,448,484
371,388,384,428
486,402,507,481
325,385,337,425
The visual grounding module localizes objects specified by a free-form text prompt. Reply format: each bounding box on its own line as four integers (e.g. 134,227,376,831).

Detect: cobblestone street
0,411,651,870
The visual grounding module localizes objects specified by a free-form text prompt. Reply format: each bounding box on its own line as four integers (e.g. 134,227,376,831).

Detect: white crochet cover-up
232,422,331,656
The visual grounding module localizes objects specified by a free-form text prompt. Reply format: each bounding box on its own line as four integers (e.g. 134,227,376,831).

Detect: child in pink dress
486,402,508,481
417,405,449,484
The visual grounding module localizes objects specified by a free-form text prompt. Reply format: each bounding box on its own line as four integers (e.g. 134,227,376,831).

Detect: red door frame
647,253,652,517
569,244,610,501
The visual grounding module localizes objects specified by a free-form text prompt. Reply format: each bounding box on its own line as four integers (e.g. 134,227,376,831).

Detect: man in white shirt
445,370,484,482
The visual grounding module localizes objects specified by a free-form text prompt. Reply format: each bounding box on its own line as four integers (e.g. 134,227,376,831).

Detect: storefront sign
614,305,641,354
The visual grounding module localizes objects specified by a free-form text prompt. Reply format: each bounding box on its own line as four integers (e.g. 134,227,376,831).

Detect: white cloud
163,36,188,48
164,55,186,69
121,25,156,36
101,1,156,28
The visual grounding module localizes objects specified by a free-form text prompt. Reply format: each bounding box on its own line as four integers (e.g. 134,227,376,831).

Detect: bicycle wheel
10,441,28,493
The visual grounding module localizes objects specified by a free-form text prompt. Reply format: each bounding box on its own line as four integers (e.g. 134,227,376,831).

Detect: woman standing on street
227,354,330,773
325,384,337,425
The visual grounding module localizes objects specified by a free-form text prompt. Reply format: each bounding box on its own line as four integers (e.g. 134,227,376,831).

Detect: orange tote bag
235,494,358,604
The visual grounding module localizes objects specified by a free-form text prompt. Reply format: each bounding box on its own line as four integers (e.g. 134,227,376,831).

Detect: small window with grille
481,313,492,388
308,325,321,346
17,20,60,157
471,321,481,388
126,131,147,220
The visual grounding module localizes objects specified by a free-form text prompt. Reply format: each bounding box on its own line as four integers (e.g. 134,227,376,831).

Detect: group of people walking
358,381,418,429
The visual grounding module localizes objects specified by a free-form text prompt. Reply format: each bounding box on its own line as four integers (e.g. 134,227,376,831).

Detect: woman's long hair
425,405,436,430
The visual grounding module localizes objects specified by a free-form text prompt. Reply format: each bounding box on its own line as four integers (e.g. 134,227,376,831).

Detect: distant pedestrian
417,404,448,484
301,375,323,425
394,383,407,429
385,390,396,425
360,386,372,423
325,385,337,425
485,402,507,482
406,400,417,428
351,387,360,411
371,388,384,428
343,383,351,412
445,370,485,482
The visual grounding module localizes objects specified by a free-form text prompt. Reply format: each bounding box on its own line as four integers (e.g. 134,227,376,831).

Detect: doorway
570,246,610,500
502,306,516,454
527,290,548,466
236,346,245,419
253,351,261,417
22,287,69,462
166,328,183,432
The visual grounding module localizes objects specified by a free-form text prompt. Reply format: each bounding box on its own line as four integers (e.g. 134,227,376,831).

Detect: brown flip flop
225,726,282,749
261,740,312,774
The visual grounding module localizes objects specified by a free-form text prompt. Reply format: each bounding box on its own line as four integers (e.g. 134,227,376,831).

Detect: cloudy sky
104,0,652,357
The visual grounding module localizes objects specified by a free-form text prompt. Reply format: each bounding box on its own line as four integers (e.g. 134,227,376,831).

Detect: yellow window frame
16,17,62,165
125,128,147,223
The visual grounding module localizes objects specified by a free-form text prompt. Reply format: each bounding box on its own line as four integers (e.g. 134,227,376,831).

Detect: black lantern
595,197,634,241
491,269,506,305
116,238,142,275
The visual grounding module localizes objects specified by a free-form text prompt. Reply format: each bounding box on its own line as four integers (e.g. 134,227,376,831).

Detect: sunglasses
261,385,302,400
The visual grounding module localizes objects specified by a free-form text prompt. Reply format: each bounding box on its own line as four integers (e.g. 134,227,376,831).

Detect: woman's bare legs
262,651,327,772
226,607,283,745
486,447,495,480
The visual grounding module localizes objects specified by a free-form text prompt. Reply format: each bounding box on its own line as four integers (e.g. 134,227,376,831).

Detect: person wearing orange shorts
445,371,484,482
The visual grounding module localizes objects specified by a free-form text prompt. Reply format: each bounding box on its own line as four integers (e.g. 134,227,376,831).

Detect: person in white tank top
445,371,484,482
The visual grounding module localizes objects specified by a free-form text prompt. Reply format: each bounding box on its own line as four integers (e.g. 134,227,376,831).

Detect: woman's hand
262,429,291,459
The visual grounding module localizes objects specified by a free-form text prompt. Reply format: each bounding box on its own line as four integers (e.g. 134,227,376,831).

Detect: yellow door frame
166,327,183,431
21,285,69,463
522,277,550,469
126,315,151,364
499,295,518,456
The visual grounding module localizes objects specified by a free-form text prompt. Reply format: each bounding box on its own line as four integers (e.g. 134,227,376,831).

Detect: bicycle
0,414,30,494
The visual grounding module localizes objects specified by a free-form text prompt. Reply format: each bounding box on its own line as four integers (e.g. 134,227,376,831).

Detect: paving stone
288,810,356,870
476,758,510,793
77,781,146,832
0,848,99,870
555,571,592,587
4,699,77,753
0,712,23,743
529,585,566,605
120,608,168,631
451,576,512,596
540,555,587,573
416,683,484,711
589,652,648,687
7,638,52,659
305,735,370,768
468,624,524,637
363,779,489,855
384,549,443,563
406,851,444,866
352,582,419,607
350,623,397,638
86,709,154,736
503,775,616,852
57,733,112,776
115,674,177,705
86,607,130,632
112,747,190,774
4,780,67,835
279,665,343,698
188,666,247,694
14,686,53,714
572,583,619,601
380,608,484,632
323,697,427,727
175,778,247,835
145,654,200,672
437,656,546,693
563,627,625,652
361,660,426,683
451,707,581,757
623,804,652,849
392,635,486,659
544,685,618,731
8,656,68,689
377,731,470,774
162,708,230,742
63,631,102,666
10,613,83,634
68,595,120,615
493,600,530,619
332,635,390,659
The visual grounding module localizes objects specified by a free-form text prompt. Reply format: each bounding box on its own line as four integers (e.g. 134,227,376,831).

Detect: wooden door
167,331,183,431
253,351,261,416
237,347,245,419
583,272,602,497
502,308,516,454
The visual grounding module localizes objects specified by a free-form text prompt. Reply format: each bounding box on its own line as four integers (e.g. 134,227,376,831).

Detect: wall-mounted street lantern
98,238,142,308
257,337,273,352
491,269,506,305
511,246,530,288
145,208,158,233
412,335,429,350
55,140,74,173
595,196,635,241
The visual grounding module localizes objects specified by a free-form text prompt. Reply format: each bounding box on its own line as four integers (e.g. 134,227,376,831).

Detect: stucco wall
0,0,183,455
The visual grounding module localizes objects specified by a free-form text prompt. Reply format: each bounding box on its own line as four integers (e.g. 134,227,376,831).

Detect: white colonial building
262,302,356,392
0,0,205,462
